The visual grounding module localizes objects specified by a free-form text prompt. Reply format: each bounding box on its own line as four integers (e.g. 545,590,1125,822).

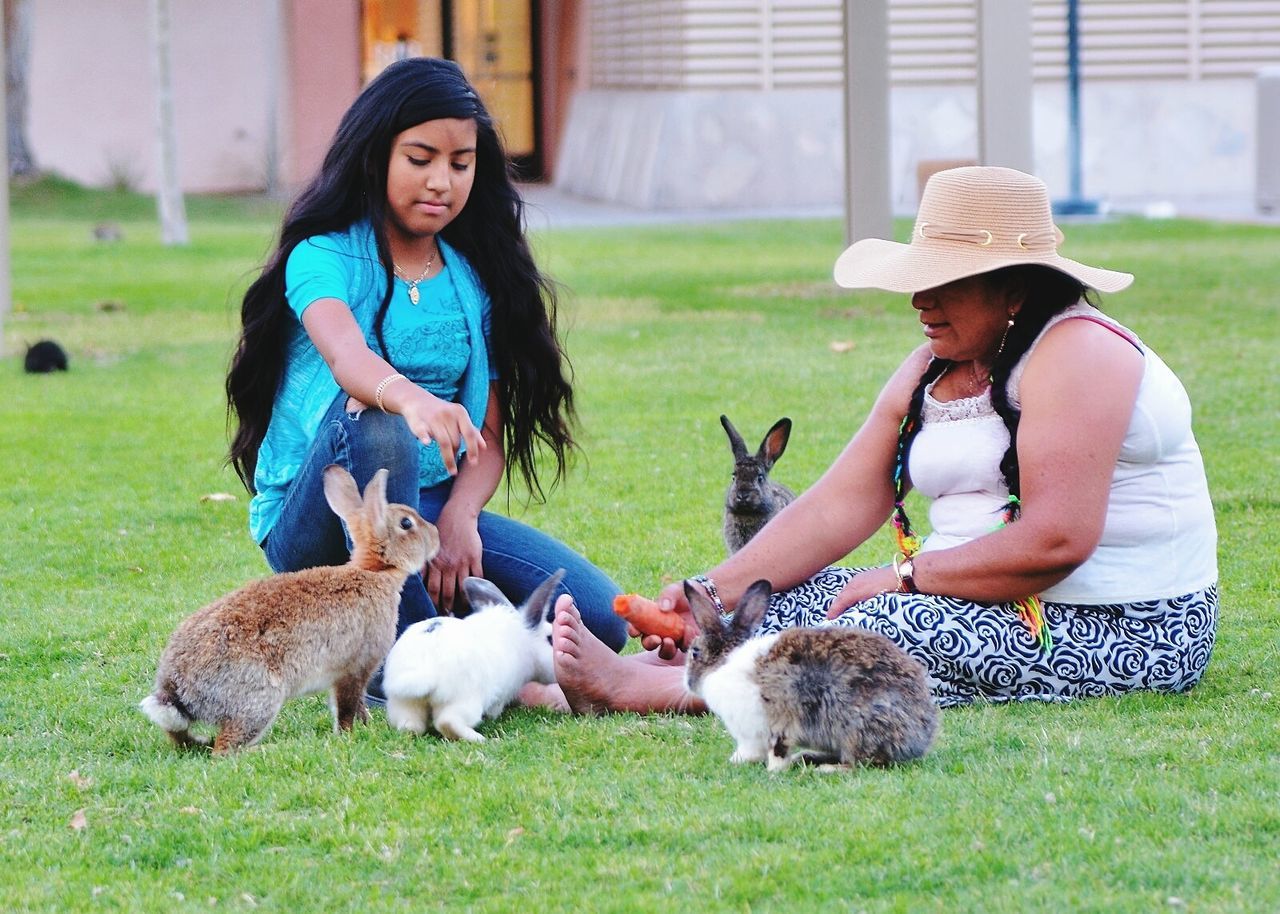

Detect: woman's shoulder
1032,306,1144,367
1008,304,1143,405
1039,303,1140,347
891,344,934,389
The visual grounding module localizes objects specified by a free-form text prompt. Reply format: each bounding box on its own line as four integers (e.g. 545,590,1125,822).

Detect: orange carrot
612,593,686,641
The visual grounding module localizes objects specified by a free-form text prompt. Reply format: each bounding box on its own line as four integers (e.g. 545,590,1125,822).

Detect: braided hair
891,265,1096,550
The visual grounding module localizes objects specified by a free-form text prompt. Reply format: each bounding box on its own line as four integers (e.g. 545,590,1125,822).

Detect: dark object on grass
93,222,124,242
24,340,69,373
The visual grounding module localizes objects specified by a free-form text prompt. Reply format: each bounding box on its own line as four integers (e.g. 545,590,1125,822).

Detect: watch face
900,559,916,592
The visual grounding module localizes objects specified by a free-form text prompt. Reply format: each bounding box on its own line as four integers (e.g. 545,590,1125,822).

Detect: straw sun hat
833,166,1133,294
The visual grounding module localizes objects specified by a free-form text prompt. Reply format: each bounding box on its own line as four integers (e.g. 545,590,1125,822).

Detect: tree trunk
150,0,188,245
4,0,35,177
0,4,12,356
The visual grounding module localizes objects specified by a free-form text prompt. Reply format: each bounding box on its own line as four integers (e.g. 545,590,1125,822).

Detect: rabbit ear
729,579,772,635
521,568,566,628
720,415,749,459
321,465,363,522
360,468,390,531
462,577,512,614
757,419,791,469
684,579,726,635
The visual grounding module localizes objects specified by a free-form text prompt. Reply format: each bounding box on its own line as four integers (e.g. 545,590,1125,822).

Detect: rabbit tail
140,690,210,749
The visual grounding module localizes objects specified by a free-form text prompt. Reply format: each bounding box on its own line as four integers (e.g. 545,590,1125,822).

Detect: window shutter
586,0,1280,89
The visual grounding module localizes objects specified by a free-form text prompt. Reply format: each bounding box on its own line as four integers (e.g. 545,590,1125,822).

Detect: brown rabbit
684,579,938,770
721,415,795,554
139,465,438,754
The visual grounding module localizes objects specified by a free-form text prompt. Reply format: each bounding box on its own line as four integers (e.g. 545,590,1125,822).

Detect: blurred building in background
22,0,1280,211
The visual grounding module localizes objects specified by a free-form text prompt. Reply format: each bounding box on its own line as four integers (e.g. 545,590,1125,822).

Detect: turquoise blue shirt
249,220,493,543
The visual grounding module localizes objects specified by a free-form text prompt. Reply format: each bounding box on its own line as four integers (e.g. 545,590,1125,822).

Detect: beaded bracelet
690,574,727,615
374,373,407,413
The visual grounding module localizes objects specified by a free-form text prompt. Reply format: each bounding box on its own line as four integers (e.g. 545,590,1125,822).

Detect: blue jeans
262,394,628,651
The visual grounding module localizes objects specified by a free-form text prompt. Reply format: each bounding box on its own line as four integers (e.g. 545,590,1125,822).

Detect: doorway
362,0,542,178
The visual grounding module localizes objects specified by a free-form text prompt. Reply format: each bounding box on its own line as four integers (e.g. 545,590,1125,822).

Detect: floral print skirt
758,567,1218,708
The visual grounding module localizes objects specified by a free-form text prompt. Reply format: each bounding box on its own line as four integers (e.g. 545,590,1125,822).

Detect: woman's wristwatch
893,555,918,594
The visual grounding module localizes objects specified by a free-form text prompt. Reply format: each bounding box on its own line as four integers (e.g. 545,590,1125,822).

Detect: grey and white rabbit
380,568,564,742
683,579,938,770
140,466,438,754
720,415,795,554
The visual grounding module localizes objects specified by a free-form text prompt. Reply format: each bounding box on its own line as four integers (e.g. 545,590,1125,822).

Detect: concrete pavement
519,183,1280,231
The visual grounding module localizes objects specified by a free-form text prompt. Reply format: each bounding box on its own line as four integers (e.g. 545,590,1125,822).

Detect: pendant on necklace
407,285,420,306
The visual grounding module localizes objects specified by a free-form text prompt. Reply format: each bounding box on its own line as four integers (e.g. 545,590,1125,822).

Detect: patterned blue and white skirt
758,567,1218,708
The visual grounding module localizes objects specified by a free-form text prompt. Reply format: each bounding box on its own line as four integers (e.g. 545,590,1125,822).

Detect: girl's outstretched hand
399,390,485,475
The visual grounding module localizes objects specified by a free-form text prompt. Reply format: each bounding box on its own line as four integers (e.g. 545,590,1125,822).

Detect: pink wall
26,0,364,195
282,0,362,190
28,0,275,193
24,1,574,194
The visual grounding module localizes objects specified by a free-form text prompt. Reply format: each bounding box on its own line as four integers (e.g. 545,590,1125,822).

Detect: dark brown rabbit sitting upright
721,415,795,554
140,466,438,754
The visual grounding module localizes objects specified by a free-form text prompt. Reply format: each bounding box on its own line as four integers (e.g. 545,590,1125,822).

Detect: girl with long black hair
225,58,627,692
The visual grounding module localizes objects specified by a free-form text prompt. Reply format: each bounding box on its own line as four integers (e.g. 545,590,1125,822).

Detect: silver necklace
392,248,437,305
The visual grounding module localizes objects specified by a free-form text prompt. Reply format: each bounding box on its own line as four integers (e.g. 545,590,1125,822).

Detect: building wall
28,0,277,194
556,0,1278,209
21,0,1278,205
25,0,364,195
584,0,1280,89
282,0,362,191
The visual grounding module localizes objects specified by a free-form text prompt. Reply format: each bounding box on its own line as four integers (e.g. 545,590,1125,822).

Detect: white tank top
908,303,1217,603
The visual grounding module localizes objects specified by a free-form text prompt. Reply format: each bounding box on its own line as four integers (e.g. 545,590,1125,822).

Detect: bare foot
553,595,706,716
518,682,571,713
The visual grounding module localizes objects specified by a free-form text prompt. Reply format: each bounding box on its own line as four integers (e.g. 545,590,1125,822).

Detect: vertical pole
150,0,189,244
264,0,283,197
1066,0,1083,200
0,14,10,358
1054,0,1097,214
842,0,892,244
977,0,1034,172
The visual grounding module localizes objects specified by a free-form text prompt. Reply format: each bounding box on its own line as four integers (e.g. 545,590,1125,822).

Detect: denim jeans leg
261,393,437,634
418,483,628,653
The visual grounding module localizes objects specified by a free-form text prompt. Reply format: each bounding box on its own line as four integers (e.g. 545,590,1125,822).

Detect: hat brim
833,238,1134,294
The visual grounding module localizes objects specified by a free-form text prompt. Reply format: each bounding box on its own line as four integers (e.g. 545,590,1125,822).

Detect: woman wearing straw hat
550,166,1218,714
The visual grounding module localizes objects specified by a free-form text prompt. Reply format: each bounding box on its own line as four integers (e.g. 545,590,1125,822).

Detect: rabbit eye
689,645,701,661
399,517,415,530
756,472,765,483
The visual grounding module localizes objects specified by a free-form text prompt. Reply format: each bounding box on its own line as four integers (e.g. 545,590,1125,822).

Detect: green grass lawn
2,179,1277,913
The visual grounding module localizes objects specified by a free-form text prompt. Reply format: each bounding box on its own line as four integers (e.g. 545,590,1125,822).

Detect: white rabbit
381,568,564,742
